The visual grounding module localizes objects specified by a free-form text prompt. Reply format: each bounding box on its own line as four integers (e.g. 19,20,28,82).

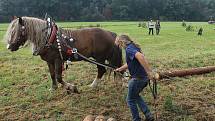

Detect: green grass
0,21,215,121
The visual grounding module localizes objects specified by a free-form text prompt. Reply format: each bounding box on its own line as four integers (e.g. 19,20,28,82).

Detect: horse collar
48,24,58,44
34,24,57,56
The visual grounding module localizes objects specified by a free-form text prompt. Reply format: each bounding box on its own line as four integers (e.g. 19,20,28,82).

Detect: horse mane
5,17,47,52
4,19,18,44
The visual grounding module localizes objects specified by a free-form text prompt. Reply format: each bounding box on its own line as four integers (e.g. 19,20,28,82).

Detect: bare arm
115,63,128,72
135,52,160,80
135,52,152,75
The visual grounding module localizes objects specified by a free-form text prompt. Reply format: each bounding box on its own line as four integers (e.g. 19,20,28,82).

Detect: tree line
0,0,215,22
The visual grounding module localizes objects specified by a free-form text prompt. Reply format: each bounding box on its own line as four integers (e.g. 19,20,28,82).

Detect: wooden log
107,118,116,121
158,66,215,79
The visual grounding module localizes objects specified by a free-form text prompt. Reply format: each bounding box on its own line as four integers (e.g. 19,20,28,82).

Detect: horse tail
110,44,123,68
108,32,123,68
105,31,123,80
109,43,123,80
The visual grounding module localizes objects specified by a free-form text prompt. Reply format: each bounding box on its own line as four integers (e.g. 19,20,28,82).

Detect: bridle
8,18,27,51
16,25,27,47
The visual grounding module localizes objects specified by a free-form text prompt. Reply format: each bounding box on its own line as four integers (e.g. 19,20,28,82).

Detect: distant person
148,19,155,35
182,20,186,27
198,27,203,36
155,20,161,35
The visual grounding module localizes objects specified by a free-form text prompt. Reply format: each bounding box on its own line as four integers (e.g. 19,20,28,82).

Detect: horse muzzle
7,44,19,51
7,44,10,49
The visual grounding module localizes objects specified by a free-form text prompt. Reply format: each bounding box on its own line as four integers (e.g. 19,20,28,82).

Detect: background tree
0,0,215,22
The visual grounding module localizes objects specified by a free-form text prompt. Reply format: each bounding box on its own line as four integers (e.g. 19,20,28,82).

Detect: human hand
148,72,154,81
148,72,160,81
114,68,121,72
154,72,160,80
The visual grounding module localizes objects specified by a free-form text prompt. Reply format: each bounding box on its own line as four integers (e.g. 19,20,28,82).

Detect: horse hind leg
90,64,106,88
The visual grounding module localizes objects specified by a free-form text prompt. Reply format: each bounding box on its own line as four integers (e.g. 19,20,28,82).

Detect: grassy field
0,21,215,121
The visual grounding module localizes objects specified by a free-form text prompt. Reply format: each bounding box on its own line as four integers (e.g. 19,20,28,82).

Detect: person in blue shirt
115,35,158,121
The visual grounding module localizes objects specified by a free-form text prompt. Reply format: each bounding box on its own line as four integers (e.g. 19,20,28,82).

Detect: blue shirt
126,43,148,79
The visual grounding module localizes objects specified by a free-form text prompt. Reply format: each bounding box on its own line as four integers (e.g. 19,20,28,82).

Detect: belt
132,77,148,81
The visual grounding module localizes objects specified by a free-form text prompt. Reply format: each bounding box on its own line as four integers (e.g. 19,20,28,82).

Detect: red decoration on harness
66,48,73,56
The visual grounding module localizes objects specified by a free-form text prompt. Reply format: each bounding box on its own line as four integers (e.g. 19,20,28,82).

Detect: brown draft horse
5,17,122,92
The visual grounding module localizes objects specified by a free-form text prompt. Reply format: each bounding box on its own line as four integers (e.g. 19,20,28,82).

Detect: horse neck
24,17,48,52
60,28,76,38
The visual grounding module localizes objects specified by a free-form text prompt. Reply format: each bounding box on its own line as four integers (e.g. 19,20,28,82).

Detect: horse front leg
55,59,78,93
47,62,58,90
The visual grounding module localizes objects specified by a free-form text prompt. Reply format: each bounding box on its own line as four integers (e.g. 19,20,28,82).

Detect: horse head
6,17,28,51
5,17,48,55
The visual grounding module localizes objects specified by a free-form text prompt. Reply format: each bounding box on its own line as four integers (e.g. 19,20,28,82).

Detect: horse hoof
89,83,97,88
51,84,58,89
49,88,55,92
49,86,58,92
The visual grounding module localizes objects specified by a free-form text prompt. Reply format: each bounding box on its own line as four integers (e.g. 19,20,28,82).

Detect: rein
148,79,158,121
76,52,116,70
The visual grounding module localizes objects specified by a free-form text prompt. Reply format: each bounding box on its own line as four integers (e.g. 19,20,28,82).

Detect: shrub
186,25,194,31
182,22,186,27
96,24,101,27
141,22,147,28
138,22,142,27
138,22,147,28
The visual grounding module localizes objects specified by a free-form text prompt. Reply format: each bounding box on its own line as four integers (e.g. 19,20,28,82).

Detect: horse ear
13,16,17,20
18,17,24,26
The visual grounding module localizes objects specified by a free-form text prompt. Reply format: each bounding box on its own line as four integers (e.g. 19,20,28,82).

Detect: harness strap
148,80,158,101
75,51,116,70
148,80,158,121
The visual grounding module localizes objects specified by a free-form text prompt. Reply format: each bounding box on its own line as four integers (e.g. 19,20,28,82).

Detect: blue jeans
127,78,152,121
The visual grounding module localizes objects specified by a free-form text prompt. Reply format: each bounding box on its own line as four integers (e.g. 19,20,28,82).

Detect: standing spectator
155,20,161,35
182,20,186,27
148,19,155,35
